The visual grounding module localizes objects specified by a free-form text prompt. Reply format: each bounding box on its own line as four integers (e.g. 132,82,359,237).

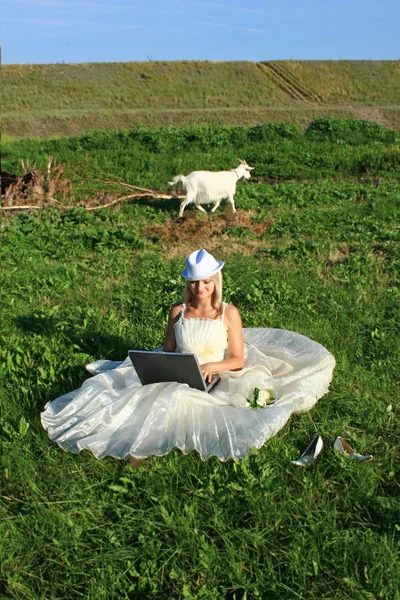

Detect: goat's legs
227,194,236,213
210,199,221,213
178,197,191,218
178,189,200,218
178,198,207,218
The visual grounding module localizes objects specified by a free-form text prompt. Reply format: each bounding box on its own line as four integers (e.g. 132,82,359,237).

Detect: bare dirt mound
145,210,274,247
145,210,275,257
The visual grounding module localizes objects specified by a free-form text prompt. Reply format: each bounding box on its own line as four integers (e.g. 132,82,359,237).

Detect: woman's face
189,278,215,301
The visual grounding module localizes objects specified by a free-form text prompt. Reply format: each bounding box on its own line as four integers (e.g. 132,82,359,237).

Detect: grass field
2,118,399,190
1,121,399,599
2,60,400,138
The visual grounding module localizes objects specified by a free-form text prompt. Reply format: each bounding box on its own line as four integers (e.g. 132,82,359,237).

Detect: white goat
168,159,254,218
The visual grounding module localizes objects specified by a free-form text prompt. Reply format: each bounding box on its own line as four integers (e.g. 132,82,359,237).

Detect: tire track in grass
258,62,324,104
269,62,325,104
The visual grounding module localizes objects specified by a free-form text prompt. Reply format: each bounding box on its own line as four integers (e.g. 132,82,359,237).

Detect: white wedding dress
41,303,335,461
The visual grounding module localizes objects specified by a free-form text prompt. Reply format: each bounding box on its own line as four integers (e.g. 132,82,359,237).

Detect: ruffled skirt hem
41,328,335,461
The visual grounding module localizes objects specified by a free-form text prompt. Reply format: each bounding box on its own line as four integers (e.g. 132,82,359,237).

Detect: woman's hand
201,362,217,383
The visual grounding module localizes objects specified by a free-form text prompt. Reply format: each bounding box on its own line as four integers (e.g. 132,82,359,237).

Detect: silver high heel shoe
334,437,373,462
291,435,324,467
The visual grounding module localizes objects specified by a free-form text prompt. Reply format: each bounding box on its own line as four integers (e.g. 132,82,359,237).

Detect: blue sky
1,0,399,64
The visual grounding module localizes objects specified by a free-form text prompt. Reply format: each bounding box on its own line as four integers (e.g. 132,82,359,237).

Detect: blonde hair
183,270,223,315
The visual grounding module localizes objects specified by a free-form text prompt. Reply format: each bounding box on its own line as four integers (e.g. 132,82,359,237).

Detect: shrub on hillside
248,122,300,142
304,118,399,145
355,147,400,173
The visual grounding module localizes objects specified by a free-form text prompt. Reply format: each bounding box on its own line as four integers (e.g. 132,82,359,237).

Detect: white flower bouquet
247,387,278,410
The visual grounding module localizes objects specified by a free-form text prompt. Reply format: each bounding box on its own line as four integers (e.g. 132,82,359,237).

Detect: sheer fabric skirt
41,328,335,461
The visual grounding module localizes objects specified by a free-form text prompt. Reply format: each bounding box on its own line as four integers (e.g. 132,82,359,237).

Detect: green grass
0,124,399,599
281,60,400,105
8,106,400,141
2,120,399,197
3,60,400,138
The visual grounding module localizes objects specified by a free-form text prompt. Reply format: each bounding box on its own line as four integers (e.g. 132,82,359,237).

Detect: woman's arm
201,304,244,382
162,304,182,352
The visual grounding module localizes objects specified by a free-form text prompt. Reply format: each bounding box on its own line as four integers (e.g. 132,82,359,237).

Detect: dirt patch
327,243,350,266
145,210,274,245
165,238,274,259
144,210,275,258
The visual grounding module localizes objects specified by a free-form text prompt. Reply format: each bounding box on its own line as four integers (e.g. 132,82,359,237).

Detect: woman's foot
127,456,144,469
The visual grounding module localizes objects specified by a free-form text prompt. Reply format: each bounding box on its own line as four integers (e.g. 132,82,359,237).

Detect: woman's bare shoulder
224,303,242,324
169,302,183,319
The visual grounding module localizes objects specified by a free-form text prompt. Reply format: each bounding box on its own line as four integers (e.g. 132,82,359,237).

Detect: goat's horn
236,158,245,164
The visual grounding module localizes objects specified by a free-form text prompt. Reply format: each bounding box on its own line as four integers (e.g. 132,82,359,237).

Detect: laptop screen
128,350,220,392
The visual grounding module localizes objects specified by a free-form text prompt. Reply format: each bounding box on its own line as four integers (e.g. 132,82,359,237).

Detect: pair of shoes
291,435,373,467
334,436,373,462
291,435,324,467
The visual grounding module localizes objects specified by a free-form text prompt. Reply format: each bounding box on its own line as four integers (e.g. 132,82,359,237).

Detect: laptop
128,350,221,393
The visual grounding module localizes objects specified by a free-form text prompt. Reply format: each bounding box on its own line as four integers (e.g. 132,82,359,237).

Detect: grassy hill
1,138,400,598
3,60,400,139
1,79,400,598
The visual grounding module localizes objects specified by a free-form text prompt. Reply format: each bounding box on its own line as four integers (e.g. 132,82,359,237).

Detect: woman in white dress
41,249,335,462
